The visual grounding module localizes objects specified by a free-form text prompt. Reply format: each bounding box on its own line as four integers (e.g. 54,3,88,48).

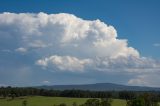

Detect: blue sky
0,0,160,87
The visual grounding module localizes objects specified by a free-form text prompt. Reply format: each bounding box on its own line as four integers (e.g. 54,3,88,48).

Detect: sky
0,0,160,87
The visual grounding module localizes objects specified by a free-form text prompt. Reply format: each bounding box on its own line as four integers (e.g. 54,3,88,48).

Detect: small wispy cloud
1,49,12,53
15,47,27,53
42,80,50,85
153,43,160,47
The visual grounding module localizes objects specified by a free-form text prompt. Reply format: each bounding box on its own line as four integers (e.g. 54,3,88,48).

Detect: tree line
0,86,160,99
0,86,160,106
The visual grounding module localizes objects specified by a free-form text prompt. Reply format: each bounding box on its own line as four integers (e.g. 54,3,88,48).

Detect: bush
85,99,100,106
127,93,159,106
101,98,112,106
22,100,27,106
127,98,144,106
58,103,67,106
80,98,112,106
72,102,78,106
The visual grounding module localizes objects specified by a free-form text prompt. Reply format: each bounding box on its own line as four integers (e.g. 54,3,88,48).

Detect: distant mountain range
35,83,160,91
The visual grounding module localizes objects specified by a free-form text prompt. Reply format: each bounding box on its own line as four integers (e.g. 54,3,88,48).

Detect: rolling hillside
36,83,160,91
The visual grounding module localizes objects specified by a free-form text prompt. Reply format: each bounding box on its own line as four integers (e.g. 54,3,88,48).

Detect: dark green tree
72,102,78,106
126,98,144,106
22,100,27,106
58,103,67,106
101,98,112,106
84,99,100,106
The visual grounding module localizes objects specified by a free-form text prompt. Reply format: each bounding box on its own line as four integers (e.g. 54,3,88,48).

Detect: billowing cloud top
0,12,138,56
0,12,160,86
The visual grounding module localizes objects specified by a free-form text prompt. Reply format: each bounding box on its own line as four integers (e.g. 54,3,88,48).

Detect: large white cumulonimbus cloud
0,12,159,73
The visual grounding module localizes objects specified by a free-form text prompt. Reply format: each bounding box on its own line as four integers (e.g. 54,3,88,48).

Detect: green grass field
0,96,126,106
